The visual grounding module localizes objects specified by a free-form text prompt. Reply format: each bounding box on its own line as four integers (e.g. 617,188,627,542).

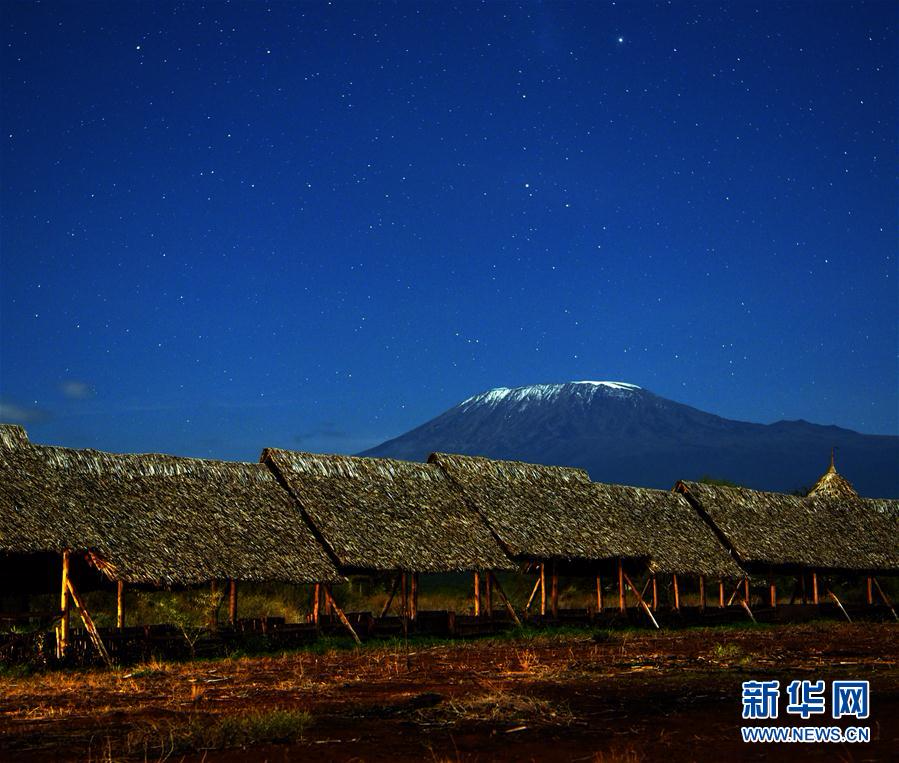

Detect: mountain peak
361,380,899,497
460,380,643,409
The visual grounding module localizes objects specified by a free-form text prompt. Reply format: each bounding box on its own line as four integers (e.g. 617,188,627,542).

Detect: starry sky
1,1,896,460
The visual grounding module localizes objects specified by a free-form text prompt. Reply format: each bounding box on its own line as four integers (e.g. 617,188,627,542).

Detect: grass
419,686,575,726
123,708,312,754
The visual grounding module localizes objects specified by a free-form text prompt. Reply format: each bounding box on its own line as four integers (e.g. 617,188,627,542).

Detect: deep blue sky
1,1,896,459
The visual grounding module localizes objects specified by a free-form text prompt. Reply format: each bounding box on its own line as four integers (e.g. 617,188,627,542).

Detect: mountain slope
361,381,899,497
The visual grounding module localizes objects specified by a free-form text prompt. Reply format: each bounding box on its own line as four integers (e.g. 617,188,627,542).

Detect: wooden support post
740,598,757,624
524,574,541,613
622,571,660,629
400,571,409,620
871,577,899,621
812,572,819,605
596,574,603,612
116,580,124,630
485,571,493,617
743,577,750,606
652,575,658,611
617,559,625,613
718,579,724,608
866,576,873,606
490,573,522,627
378,573,401,619
322,585,362,645
726,579,743,607
57,550,70,659
540,563,546,616
66,577,112,667
410,572,418,621
550,561,559,618
768,572,776,608
699,575,705,611
228,579,238,625
312,582,321,626
473,571,481,617
825,588,852,623
672,573,680,611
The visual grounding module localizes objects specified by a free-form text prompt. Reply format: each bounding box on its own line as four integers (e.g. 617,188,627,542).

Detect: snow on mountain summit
460,380,643,409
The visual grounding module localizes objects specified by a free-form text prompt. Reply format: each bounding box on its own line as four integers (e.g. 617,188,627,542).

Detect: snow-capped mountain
361,381,899,497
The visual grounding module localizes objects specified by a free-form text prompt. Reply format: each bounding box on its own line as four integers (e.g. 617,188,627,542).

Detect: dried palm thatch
677,481,899,573
807,453,858,499
261,448,513,573
430,453,744,578
0,424,29,449
0,429,340,586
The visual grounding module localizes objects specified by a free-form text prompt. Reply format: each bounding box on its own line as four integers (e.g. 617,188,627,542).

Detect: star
617,37,624,44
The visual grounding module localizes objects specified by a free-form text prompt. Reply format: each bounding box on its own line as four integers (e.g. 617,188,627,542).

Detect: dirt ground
0,622,896,762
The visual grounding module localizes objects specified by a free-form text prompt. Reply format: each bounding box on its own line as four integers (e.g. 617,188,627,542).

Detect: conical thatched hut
807,450,858,499
429,453,744,617
261,449,514,619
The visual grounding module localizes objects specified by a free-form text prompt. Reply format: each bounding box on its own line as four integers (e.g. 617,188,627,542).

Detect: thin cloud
60,380,95,400
0,400,52,424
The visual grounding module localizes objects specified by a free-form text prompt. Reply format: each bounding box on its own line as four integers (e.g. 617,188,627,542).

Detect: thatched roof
677,481,899,573
0,424,29,449
807,452,858,499
262,449,513,573
0,430,340,585
429,453,744,578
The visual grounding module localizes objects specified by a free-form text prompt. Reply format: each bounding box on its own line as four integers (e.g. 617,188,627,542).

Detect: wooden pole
400,571,409,620
812,572,819,605
116,580,125,630
652,575,658,611
410,572,418,621
57,550,70,659
228,579,238,625
485,571,493,617
699,575,705,611
524,575,541,613
871,577,899,621
490,573,522,627
322,585,362,645
550,560,559,618
672,574,680,610
540,563,546,616
743,577,750,605
866,576,873,606
66,577,112,667
596,574,603,612
622,571,660,629
473,570,481,616
768,571,776,608
312,582,321,625
718,579,724,608
726,579,743,607
826,588,852,623
378,573,401,618
617,559,625,613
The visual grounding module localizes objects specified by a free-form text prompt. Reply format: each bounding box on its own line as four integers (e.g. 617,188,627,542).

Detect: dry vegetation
0,622,896,761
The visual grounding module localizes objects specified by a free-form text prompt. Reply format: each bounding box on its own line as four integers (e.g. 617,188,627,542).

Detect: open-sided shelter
429,453,745,621
261,448,515,620
0,424,344,656
676,479,899,611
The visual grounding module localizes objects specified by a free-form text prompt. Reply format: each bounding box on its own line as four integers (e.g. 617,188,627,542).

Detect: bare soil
0,622,896,762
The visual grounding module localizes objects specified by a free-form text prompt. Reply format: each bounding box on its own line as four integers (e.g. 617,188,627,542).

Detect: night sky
1,1,896,460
